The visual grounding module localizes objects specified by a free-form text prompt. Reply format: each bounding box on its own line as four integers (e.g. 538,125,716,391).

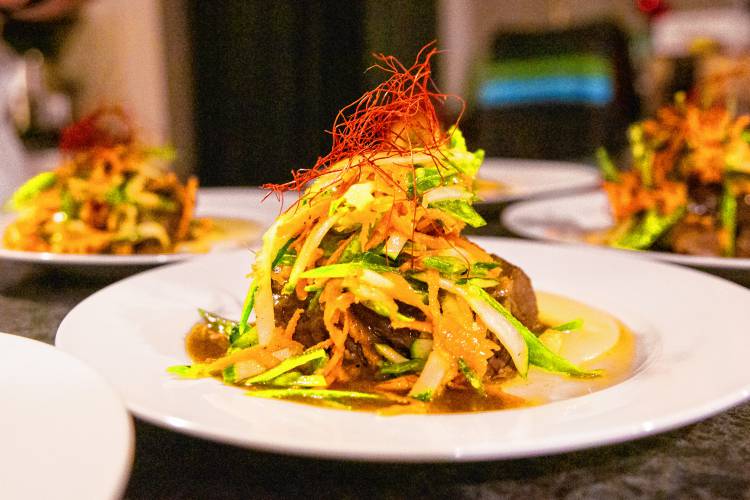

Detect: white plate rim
55,237,750,462
502,190,750,271
477,158,601,203
0,187,281,267
1,332,134,498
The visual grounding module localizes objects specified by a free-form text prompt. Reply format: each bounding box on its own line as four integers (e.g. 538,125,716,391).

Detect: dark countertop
2,209,749,500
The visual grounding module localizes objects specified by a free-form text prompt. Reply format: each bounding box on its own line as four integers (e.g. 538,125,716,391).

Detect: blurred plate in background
502,191,750,285
0,187,281,273
476,158,601,203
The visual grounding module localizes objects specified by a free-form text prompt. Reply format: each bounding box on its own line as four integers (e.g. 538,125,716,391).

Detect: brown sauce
185,292,638,414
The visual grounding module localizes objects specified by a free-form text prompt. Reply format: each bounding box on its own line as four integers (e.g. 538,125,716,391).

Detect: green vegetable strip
429,199,486,228
222,365,236,382
456,277,499,288
720,185,737,257
238,280,258,335
552,319,584,332
7,172,56,210
246,388,385,401
422,256,468,275
410,338,433,359
595,147,620,182
61,191,78,217
198,309,239,338
458,358,485,396
629,124,653,187
374,343,409,364
230,325,258,349
243,348,328,385
271,237,296,268
223,359,265,383
470,261,501,276
338,237,361,263
167,363,210,378
614,206,685,250
415,166,454,193
300,257,399,279
269,372,328,387
379,358,426,375
473,287,599,378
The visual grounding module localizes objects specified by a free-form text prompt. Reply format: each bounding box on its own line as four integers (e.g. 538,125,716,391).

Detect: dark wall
187,1,436,186
188,1,365,186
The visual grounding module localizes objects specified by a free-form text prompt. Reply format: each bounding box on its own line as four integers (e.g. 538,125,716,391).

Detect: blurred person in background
0,0,80,202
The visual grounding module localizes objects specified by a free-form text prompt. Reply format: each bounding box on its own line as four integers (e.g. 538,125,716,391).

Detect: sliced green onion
614,207,685,250
458,358,485,396
422,256,468,275
238,280,258,335
300,255,399,279
552,319,584,332
272,237,296,267
455,277,499,288
198,308,239,339
243,348,328,385
269,371,328,387
339,237,361,263
429,199,486,228
375,343,409,364
720,185,737,257
410,338,433,359
222,359,265,383
415,166,450,193
7,172,56,210
380,358,426,376
167,363,210,378
230,325,258,349
595,146,620,182
246,388,384,401
470,261,501,276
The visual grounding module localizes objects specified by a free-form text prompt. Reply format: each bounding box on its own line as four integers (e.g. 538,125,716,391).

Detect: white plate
502,191,750,279
55,238,750,462
476,158,601,203
0,187,282,268
0,332,133,499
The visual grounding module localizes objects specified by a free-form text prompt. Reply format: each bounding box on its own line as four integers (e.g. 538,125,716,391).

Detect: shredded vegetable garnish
596,93,750,257
170,46,593,413
3,107,211,254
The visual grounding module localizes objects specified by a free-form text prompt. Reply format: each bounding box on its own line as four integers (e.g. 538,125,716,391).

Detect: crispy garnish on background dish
596,93,750,257
3,107,211,254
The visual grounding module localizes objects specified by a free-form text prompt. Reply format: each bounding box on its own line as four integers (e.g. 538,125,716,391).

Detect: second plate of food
0,187,281,269
502,191,750,283
55,237,750,461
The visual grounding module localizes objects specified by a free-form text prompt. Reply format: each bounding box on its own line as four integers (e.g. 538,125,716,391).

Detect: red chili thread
262,42,464,201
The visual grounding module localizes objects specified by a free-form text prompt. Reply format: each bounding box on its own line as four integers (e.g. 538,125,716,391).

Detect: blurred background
3,0,750,190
